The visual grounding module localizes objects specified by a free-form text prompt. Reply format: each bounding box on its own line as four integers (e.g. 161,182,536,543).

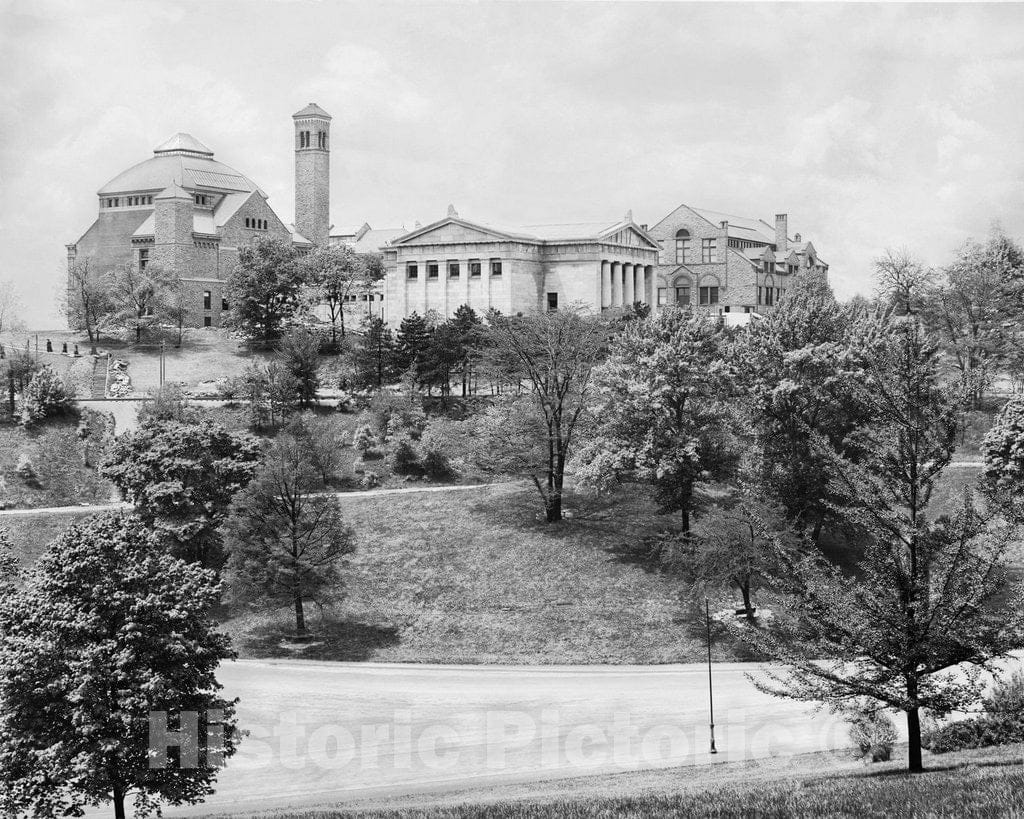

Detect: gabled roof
292,102,331,120
690,206,776,244
351,227,407,254
153,133,214,157
155,182,191,201
391,214,659,250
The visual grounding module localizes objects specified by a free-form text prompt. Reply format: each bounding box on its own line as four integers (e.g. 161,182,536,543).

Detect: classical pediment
599,224,661,251
392,218,531,246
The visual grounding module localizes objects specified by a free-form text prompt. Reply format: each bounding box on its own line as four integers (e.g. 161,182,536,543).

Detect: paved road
135,660,857,816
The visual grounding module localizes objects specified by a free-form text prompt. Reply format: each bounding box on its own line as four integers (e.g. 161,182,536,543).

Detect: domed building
66,104,332,327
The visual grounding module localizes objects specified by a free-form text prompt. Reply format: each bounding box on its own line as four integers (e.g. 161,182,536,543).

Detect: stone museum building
66,100,829,328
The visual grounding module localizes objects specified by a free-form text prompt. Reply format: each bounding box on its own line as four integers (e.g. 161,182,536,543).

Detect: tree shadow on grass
236,616,401,662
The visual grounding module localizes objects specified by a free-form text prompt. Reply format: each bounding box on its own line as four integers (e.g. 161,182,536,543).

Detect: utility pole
159,341,165,386
706,597,717,754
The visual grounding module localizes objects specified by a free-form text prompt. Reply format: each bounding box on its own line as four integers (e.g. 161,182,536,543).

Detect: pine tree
356,316,397,388
395,312,432,384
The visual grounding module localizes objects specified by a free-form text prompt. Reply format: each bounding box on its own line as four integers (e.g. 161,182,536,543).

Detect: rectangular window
138,249,149,271
701,239,716,264
764,287,774,307
203,316,212,327
675,286,690,305
547,292,559,311
203,291,211,310
699,286,719,305
657,287,667,306
448,261,460,278
427,262,439,279
469,260,482,277
407,263,418,280
490,260,502,277
675,238,690,264
221,298,229,311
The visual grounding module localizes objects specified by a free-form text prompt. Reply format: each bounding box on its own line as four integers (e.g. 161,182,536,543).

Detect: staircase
88,355,108,399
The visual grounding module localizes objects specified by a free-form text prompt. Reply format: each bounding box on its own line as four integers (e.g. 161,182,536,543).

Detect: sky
2,0,1023,327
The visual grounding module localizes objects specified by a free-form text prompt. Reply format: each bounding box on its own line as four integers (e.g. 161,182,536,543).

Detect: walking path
0,482,504,518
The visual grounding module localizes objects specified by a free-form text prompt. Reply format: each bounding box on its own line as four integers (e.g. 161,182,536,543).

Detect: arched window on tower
675,229,691,264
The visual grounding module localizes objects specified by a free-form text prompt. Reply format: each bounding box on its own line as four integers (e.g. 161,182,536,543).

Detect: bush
845,703,898,762
422,447,455,481
15,454,36,483
19,366,73,424
352,423,376,455
367,390,426,442
136,384,197,424
359,470,381,489
923,672,1024,754
390,437,423,476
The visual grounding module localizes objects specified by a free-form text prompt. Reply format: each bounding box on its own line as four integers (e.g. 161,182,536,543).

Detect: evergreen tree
355,316,397,388
395,311,432,385
451,304,484,396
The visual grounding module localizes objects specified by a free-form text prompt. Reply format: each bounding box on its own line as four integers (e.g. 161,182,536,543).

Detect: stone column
601,260,611,308
634,265,644,306
624,263,634,305
611,262,622,306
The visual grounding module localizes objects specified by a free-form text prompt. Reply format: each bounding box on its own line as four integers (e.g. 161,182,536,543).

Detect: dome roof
97,133,259,196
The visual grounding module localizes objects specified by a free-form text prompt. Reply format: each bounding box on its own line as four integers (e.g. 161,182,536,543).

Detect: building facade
381,207,660,323
647,205,829,317
66,105,330,328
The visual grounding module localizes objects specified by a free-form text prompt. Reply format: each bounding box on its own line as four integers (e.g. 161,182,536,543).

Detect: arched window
675,229,691,264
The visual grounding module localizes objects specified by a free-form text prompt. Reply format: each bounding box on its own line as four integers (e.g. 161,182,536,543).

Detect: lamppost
706,597,717,754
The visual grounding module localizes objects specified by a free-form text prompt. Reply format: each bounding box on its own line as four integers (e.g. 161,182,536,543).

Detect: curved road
145,659,857,817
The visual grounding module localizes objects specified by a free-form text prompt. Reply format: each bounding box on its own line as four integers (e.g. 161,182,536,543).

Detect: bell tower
293,102,331,245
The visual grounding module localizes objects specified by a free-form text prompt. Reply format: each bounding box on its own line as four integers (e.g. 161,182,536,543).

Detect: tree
420,320,463,401
577,306,736,534
0,527,18,589
0,512,238,818
65,258,110,353
355,315,397,388
873,248,933,316
301,245,384,343
486,307,608,522
923,232,1018,406
395,312,433,386
738,315,1024,773
240,361,300,430
278,326,321,407
731,272,869,542
981,393,1024,493
451,304,484,396
164,272,191,347
104,262,176,342
225,236,303,345
223,431,356,636
101,417,261,568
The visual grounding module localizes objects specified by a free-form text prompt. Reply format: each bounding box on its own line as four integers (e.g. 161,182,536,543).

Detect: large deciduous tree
739,315,1024,773
731,271,869,542
103,262,177,342
301,245,385,344
65,258,110,353
485,307,608,522
577,306,735,534
101,418,262,569
225,236,303,345
223,428,356,636
0,512,238,818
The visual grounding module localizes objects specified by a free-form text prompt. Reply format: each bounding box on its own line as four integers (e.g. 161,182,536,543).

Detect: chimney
720,220,729,234
775,214,788,252
794,232,801,243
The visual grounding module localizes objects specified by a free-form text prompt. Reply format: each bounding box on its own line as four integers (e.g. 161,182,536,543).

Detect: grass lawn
1,508,99,565
223,484,711,665
239,743,1024,818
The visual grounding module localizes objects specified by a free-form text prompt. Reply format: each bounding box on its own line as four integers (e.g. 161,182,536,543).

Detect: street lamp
706,597,717,754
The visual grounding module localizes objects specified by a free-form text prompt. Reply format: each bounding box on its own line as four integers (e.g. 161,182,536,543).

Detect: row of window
298,130,328,149
758,286,787,307
342,293,384,303
673,232,718,265
656,286,719,305
194,193,211,206
244,217,268,230
202,291,229,312
407,259,503,280
103,195,154,208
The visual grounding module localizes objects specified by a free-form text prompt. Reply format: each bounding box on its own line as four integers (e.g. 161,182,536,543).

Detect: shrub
359,470,381,489
390,437,423,476
845,703,898,762
218,376,243,401
15,454,36,483
19,366,73,424
136,384,197,424
923,672,1024,754
352,423,376,455
367,390,426,441
422,447,455,481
